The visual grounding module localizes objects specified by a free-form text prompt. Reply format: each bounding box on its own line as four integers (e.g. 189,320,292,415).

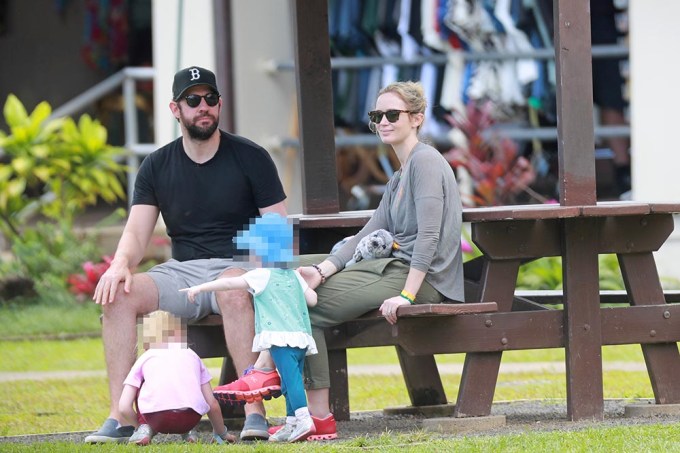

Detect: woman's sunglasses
368,109,413,123
183,93,220,108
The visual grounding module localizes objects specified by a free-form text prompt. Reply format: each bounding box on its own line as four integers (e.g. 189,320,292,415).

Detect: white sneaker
288,416,316,443
268,422,295,442
129,424,155,445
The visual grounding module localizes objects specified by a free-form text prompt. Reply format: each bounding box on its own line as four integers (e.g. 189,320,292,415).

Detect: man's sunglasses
368,109,413,123
183,93,220,108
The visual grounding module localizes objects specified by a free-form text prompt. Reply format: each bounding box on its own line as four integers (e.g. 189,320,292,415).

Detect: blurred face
142,313,187,349
174,86,221,140
371,92,421,146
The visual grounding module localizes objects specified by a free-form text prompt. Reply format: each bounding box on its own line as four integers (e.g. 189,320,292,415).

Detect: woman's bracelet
312,264,327,284
400,290,415,304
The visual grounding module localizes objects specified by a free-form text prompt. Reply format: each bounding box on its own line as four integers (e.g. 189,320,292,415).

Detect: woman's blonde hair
377,81,427,133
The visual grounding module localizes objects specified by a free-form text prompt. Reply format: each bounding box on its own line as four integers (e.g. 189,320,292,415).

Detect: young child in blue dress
181,213,318,443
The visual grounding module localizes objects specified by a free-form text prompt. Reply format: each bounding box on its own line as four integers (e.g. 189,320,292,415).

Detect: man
84,66,287,443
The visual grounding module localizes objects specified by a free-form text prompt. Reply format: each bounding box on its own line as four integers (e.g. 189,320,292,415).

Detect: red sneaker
268,414,338,441
213,366,282,405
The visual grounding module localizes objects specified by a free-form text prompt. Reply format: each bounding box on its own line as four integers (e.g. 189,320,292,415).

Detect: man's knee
101,274,158,318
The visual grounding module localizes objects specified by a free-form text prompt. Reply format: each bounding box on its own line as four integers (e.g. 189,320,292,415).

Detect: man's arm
259,201,287,216
93,204,160,305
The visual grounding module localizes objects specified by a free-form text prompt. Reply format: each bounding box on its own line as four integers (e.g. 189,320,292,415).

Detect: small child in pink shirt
118,310,235,445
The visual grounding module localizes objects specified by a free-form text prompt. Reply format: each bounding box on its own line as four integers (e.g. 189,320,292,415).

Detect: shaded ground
2,399,678,445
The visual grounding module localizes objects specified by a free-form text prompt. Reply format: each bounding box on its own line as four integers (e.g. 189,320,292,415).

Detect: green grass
0,338,653,438
3,424,680,452
0,304,666,450
348,344,645,365
0,303,102,339
0,339,646,373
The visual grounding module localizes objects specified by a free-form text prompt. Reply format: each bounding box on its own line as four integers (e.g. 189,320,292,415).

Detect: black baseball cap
172,66,219,101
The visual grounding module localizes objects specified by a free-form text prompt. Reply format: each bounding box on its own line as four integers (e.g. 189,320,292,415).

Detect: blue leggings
269,346,307,416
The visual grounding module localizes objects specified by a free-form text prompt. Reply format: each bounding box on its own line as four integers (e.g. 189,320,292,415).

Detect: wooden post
291,0,340,214
553,0,603,420
553,0,597,206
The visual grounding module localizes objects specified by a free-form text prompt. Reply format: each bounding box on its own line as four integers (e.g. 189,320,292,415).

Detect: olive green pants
299,254,444,389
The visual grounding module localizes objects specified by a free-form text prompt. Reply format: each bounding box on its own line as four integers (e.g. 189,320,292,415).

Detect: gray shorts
147,258,247,323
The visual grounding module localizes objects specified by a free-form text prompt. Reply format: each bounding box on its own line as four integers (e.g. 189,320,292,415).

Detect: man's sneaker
128,424,155,446
239,413,270,441
288,416,316,443
181,429,199,443
83,418,135,443
268,414,338,441
268,422,295,442
213,366,282,405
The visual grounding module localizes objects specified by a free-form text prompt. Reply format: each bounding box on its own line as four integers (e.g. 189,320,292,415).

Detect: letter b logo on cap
189,68,201,81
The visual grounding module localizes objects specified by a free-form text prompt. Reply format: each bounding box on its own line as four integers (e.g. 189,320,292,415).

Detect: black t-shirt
132,130,286,261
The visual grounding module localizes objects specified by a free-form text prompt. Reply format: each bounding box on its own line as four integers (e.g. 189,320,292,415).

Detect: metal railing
264,44,630,150
50,66,157,201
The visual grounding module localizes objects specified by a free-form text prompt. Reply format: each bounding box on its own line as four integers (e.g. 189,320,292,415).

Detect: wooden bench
188,301,498,421
188,202,680,422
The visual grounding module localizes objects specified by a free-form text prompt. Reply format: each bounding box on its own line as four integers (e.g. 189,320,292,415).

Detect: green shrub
516,254,625,291
0,95,128,304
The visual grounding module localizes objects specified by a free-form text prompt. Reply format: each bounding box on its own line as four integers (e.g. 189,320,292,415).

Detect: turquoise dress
243,268,317,355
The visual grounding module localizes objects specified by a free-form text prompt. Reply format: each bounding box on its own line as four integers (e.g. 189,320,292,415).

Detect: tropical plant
0,94,128,303
443,100,540,207
0,94,127,240
67,255,112,301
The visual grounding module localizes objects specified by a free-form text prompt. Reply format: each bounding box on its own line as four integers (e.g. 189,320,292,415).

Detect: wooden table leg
619,252,680,403
454,259,520,417
395,346,447,406
562,217,604,420
328,348,350,421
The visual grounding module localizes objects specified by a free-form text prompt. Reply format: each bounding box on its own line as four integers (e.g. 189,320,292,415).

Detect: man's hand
93,260,132,305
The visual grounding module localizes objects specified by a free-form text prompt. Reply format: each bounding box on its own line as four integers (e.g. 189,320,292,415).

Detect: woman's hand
380,296,410,325
298,266,323,289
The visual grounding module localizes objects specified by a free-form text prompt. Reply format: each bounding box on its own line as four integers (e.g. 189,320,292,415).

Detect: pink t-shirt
124,346,212,415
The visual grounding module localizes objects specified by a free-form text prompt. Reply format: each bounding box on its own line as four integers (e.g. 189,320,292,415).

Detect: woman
298,80,464,434
221,81,464,439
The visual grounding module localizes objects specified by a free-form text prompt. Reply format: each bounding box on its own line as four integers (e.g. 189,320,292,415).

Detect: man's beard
178,106,219,140
185,117,218,140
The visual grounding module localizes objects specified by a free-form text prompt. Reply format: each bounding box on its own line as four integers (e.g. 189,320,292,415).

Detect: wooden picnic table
292,202,680,421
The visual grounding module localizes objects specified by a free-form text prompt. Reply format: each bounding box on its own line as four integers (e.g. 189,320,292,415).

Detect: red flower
68,256,112,297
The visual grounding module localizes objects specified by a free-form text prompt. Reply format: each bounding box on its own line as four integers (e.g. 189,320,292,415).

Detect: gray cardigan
328,142,464,301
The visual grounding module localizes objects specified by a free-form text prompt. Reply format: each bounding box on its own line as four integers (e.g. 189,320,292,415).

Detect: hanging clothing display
328,0,628,137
